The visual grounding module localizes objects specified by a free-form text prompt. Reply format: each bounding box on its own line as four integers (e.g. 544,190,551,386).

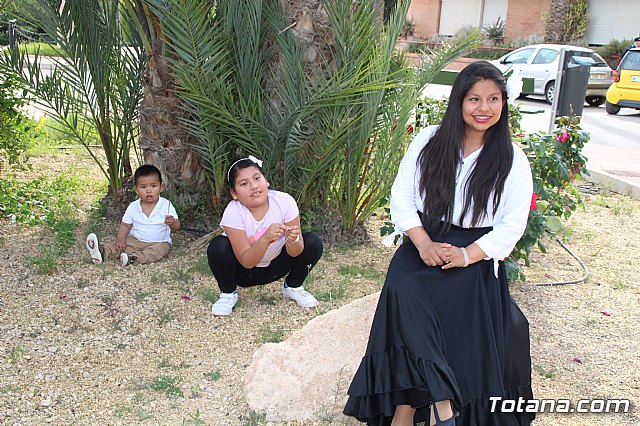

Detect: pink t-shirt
220,190,299,267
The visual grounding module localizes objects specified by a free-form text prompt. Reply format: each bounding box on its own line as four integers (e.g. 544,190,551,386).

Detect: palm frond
0,0,145,194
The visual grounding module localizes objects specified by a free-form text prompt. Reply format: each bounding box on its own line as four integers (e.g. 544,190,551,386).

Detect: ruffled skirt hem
344,345,461,425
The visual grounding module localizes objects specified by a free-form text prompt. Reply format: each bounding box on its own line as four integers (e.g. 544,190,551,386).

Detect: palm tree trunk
137,17,207,215
544,0,570,44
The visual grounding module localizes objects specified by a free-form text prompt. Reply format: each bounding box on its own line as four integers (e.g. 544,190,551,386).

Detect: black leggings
207,232,323,293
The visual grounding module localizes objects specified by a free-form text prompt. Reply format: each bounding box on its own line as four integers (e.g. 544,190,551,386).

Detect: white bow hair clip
247,155,263,167
227,155,265,182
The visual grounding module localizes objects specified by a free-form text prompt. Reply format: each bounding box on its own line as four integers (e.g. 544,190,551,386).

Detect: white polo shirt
122,197,178,244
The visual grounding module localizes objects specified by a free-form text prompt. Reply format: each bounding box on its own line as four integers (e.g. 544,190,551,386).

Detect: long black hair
417,60,513,234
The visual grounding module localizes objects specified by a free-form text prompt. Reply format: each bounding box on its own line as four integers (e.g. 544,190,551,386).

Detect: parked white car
491,44,613,106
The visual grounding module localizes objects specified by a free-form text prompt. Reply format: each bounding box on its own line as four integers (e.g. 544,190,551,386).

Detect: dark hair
134,164,163,185
417,60,513,234
227,158,264,190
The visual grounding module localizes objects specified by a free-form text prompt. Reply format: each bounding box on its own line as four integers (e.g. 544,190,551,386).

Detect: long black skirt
343,224,534,426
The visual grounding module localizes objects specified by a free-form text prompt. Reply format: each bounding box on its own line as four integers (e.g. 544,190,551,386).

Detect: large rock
244,292,380,422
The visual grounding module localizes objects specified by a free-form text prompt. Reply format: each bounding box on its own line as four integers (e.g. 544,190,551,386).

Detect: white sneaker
86,233,103,264
120,252,138,266
211,292,238,316
282,285,318,308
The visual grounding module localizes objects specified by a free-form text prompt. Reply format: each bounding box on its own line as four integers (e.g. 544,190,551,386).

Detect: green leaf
545,216,563,233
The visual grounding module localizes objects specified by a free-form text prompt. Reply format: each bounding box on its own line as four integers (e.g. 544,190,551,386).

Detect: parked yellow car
605,48,640,115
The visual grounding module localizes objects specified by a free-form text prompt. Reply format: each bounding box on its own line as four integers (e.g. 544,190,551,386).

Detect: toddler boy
86,164,179,266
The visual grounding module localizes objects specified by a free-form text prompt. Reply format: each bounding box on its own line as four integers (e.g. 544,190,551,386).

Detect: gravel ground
1,154,639,425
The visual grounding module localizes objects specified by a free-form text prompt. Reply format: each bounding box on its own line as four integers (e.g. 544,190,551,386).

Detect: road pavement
423,84,640,199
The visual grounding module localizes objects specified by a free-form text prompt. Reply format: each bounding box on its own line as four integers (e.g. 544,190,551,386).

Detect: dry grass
1,153,639,425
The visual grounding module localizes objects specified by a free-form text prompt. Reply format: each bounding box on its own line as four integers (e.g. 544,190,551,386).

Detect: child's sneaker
120,252,138,266
282,285,318,308
86,233,104,264
211,292,238,316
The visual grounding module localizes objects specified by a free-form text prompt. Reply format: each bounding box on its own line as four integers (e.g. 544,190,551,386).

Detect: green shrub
563,0,589,44
0,75,34,168
465,46,511,61
483,17,505,46
415,96,449,128
595,39,633,68
1,171,84,274
506,36,545,49
19,42,63,57
0,172,83,225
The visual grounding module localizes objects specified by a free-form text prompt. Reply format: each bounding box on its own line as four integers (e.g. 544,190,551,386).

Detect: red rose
530,192,537,211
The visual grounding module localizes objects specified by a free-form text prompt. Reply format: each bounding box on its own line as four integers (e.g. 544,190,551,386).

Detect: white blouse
389,125,533,267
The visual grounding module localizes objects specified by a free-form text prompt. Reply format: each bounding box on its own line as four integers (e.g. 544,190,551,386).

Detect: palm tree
544,0,571,44
142,0,481,232
0,0,145,210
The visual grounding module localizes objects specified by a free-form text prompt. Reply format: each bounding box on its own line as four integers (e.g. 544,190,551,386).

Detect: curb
584,168,640,200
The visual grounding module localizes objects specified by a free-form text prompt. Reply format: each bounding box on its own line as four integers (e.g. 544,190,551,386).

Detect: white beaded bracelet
460,247,469,267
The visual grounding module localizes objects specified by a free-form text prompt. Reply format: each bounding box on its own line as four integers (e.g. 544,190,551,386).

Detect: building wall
586,0,640,45
407,0,442,40
439,0,483,35
408,0,640,47
504,0,550,42
409,0,551,43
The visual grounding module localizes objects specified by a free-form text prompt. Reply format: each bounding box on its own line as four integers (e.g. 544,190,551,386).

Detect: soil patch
1,155,639,425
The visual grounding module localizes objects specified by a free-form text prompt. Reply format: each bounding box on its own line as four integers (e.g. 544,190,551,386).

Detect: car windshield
502,48,535,64
590,53,608,67
571,56,595,66
621,51,640,71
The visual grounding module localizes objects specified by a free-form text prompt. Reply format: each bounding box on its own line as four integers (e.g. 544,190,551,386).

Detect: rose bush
507,114,589,280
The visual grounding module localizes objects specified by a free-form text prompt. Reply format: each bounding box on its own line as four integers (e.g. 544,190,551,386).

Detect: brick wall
408,0,442,40
408,0,553,44
504,0,551,42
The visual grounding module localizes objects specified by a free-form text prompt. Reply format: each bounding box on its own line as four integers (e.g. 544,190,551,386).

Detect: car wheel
605,101,620,115
586,96,605,107
544,81,555,105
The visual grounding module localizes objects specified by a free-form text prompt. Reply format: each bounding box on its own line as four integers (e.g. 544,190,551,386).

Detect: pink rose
556,130,570,143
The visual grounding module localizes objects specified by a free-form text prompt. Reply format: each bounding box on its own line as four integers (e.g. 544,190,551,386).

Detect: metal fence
1,19,52,48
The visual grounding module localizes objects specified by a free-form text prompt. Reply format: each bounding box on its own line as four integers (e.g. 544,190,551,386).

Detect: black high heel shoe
433,402,455,426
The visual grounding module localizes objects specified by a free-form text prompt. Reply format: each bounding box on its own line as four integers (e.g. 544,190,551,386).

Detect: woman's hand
406,226,448,267
441,243,485,269
442,245,464,269
415,240,450,267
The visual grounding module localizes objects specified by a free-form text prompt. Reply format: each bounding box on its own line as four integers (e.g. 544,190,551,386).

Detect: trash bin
555,55,592,118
